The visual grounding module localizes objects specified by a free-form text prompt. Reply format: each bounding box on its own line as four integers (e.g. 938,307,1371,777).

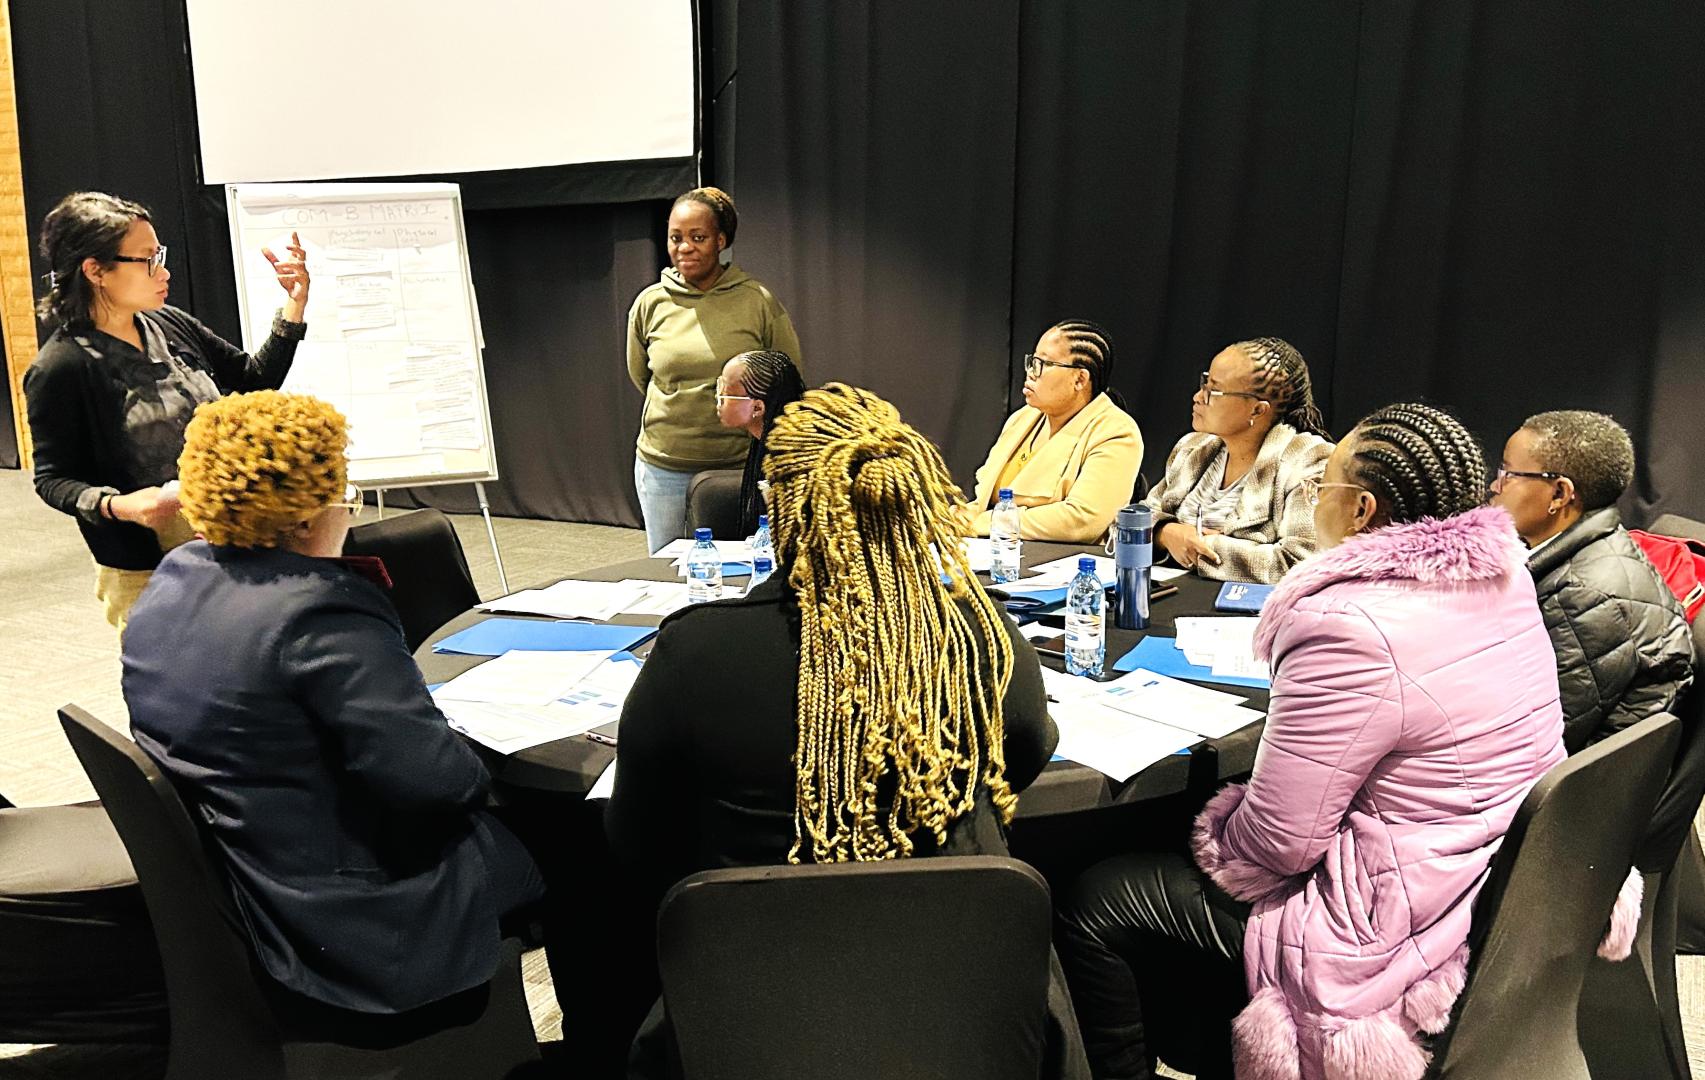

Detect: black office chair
0,799,167,1044
1650,512,1705,546
342,508,482,652
1579,609,1705,1079
655,856,1057,1080
685,469,746,540
58,704,543,1080
1424,712,1681,1079
1131,470,1151,505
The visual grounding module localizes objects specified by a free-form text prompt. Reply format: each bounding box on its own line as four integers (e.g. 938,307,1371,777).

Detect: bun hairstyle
1234,337,1330,439
1345,402,1486,526
36,191,152,329
763,383,1016,863
672,186,738,245
177,391,349,548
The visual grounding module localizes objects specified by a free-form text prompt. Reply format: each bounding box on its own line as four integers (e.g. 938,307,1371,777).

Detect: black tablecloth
415,542,1267,820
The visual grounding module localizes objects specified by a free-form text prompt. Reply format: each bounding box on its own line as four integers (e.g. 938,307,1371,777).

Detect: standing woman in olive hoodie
627,188,803,554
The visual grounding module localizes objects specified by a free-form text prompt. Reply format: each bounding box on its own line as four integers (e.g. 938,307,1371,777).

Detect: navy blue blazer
122,542,503,1013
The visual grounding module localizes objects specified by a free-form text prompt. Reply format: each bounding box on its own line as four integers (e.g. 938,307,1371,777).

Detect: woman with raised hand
24,191,310,631
714,349,805,538
1141,337,1330,583
627,186,802,554
1059,403,1564,1080
968,319,1143,543
608,383,1083,1078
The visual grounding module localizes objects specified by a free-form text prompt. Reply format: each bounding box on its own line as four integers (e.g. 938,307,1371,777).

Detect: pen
584,731,618,747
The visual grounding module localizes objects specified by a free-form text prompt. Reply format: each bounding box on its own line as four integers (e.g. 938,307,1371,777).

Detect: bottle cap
758,514,769,528
998,488,1014,500
1079,556,1096,573
755,555,773,571
1117,503,1153,531
694,527,712,541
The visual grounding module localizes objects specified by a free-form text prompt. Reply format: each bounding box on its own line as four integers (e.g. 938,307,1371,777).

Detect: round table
416,541,1266,820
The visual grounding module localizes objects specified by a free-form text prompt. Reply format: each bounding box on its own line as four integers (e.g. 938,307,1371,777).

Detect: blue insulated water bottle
1114,503,1153,630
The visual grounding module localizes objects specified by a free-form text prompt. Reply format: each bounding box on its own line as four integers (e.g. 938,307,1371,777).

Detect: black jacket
23,307,302,570
122,542,509,1013
1528,507,1694,752
605,575,1058,881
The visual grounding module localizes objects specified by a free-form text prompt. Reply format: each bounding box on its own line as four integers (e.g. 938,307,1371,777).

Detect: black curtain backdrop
10,0,1704,526
727,0,1705,523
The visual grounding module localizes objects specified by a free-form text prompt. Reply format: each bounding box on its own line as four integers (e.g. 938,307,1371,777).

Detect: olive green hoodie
626,263,802,472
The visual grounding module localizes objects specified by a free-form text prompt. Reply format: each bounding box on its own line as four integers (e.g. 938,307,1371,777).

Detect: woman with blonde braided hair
1141,337,1332,583
608,383,1085,1077
122,390,553,1016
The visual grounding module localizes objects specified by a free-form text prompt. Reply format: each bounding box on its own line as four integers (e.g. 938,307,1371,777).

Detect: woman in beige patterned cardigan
1142,338,1331,584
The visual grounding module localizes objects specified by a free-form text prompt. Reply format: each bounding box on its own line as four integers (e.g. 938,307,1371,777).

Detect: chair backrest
58,705,287,1077
1427,712,1682,1079
1131,470,1150,505
1650,513,1705,547
657,856,1054,1080
1638,611,1705,873
686,469,746,540
342,508,481,652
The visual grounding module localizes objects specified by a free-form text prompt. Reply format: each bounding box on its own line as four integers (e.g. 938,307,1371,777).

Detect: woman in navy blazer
122,390,544,1014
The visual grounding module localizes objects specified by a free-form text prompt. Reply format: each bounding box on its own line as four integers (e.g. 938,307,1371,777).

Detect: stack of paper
433,650,645,754
652,538,756,563
620,580,692,617
1173,617,1270,680
1092,667,1265,739
480,579,653,621
1048,697,1200,780
1026,554,1188,584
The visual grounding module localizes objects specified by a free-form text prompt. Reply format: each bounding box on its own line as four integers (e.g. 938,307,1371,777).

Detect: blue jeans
634,457,697,555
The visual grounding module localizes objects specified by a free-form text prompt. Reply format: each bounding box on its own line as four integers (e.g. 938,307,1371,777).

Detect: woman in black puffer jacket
1490,409,1693,752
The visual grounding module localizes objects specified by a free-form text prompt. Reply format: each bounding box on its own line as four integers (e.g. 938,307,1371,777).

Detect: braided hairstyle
36,191,152,329
732,350,806,536
1344,403,1486,526
672,186,738,245
763,383,1016,863
1233,337,1330,439
1050,319,1130,412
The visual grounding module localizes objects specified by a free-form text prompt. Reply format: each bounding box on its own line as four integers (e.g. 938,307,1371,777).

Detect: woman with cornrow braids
627,187,802,554
609,384,1088,1078
1060,402,1564,1080
1142,337,1331,583
967,319,1143,543
714,349,805,537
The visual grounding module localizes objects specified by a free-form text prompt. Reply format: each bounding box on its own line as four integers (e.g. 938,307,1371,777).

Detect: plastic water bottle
686,528,722,604
1113,503,1153,631
748,554,774,593
1066,556,1105,678
751,514,775,571
991,488,1023,584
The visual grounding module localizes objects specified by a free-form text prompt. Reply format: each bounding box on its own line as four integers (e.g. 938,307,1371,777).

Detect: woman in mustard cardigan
967,320,1143,544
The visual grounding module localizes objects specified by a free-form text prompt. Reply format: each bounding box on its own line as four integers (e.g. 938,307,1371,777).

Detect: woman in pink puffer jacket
1058,403,1565,1080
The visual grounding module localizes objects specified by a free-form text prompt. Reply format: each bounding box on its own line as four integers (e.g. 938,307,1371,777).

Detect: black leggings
1056,851,1251,1080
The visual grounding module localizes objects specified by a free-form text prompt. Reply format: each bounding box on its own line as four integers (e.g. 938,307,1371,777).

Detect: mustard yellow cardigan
967,393,1144,543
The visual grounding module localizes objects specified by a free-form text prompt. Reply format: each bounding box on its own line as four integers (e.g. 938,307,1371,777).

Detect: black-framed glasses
111,246,168,277
1023,353,1087,379
1489,467,1565,494
1196,371,1263,402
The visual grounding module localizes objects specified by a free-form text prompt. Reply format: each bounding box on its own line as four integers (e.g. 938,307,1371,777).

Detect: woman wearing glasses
1488,410,1692,752
628,187,803,555
1140,338,1331,583
123,390,551,1017
966,320,1142,543
24,191,310,631
715,349,806,538
1060,404,1564,1080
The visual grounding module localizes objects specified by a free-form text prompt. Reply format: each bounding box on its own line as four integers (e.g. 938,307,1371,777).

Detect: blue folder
1110,634,1272,689
432,619,658,657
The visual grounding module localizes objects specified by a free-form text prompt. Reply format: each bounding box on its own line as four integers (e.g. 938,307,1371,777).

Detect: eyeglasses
715,380,755,406
330,483,364,517
1023,354,1087,379
110,246,168,277
1197,372,1264,402
1488,467,1565,494
1301,478,1368,507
